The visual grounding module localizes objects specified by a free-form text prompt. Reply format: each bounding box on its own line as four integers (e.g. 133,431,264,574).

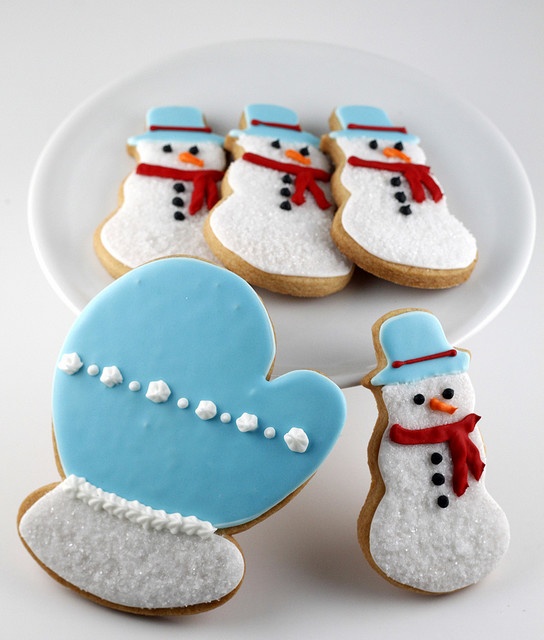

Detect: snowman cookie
17,257,346,615
95,107,226,278
358,309,509,593
204,104,353,297
321,106,478,288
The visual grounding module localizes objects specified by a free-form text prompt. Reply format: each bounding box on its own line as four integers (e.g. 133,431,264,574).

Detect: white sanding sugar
19,482,244,610
368,374,510,592
333,136,477,270
209,134,352,278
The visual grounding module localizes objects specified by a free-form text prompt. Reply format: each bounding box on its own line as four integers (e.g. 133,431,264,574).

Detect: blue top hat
328,105,419,143
128,106,224,145
370,310,470,386
229,104,320,146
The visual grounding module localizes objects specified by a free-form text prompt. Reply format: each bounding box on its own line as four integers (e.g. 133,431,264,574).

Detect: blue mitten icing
52,257,346,529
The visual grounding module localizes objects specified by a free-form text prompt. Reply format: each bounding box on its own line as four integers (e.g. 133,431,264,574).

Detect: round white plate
28,40,535,387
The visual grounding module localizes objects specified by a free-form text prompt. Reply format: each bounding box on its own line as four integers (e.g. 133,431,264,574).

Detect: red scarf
347,155,443,203
389,414,484,497
242,152,332,210
135,163,224,215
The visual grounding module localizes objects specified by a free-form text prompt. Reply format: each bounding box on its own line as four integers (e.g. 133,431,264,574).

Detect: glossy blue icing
128,106,224,145
329,105,419,143
53,258,345,528
229,104,320,146
370,311,470,386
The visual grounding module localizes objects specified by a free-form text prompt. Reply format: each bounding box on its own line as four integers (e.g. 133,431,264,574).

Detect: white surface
28,41,534,386
2,2,543,639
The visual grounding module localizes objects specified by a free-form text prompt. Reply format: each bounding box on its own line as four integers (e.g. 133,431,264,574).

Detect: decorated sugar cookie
18,257,346,615
95,107,226,277
204,104,353,297
322,106,478,288
358,309,509,593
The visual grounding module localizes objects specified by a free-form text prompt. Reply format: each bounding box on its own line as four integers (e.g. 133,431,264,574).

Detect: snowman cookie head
128,106,226,171
368,310,474,427
328,105,425,164
228,103,329,171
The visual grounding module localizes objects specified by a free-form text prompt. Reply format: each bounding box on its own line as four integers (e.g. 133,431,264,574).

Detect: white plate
28,40,535,387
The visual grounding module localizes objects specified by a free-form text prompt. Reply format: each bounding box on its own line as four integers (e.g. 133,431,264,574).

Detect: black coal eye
442,388,455,400
162,144,173,153
413,394,425,405
300,146,310,156
394,141,404,151
271,139,281,149
189,145,199,155
369,140,378,149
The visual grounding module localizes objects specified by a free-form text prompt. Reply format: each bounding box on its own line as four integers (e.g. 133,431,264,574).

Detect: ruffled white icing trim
61,475,216,539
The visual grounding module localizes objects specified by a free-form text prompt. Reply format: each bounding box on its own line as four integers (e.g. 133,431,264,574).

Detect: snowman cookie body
95,107,225,278
359,310,509,593
18,257,346,615
205,104,353,297
322,106,477,288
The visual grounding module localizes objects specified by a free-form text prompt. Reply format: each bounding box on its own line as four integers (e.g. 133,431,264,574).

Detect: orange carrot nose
179,151,204,167
430,397,458,414
285,149,312,165
383,147,412,163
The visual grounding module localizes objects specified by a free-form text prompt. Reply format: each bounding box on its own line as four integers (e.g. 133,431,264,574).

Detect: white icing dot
146,380,171,403
100,365,123,388
284,427,309,453
87,364,99,376
195,400,217,420
263,427,276,439
220,413,232,423
177,397,189,409
236,413,259,433
58,352,83,375
128,381,141,392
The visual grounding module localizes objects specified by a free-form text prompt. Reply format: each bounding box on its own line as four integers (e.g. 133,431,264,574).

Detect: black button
280,201,292,210
431,452,443,465
390,176,401,187
394,192,407,203
437,495,449,508
432,473,445,486
172,197,184,207
369,140,378,149
280,187,291,197
399,205,412,215
173,183,185,193
173,211,185,221
282,174,293,184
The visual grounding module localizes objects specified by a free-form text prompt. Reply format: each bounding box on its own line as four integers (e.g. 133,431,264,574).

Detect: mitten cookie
358,309,509,593
321,106,478,288
204,104,353,297
18,257,346,615
95,107,226,277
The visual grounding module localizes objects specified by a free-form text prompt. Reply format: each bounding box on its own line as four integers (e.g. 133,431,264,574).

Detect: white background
1,2,542,638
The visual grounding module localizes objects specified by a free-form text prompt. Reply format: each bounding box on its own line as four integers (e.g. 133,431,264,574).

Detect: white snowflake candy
195,400,217,420
128,381,141,392
284,427,309,453
58,352,83,375
236,413,258,433
177,397,189,409
146,380,171,403
220,413,232,423
263,427,276,439
87,364,99,376
100,365,123,388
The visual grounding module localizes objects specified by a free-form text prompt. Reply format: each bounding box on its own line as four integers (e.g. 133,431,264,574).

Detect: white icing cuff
62,475,216,538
